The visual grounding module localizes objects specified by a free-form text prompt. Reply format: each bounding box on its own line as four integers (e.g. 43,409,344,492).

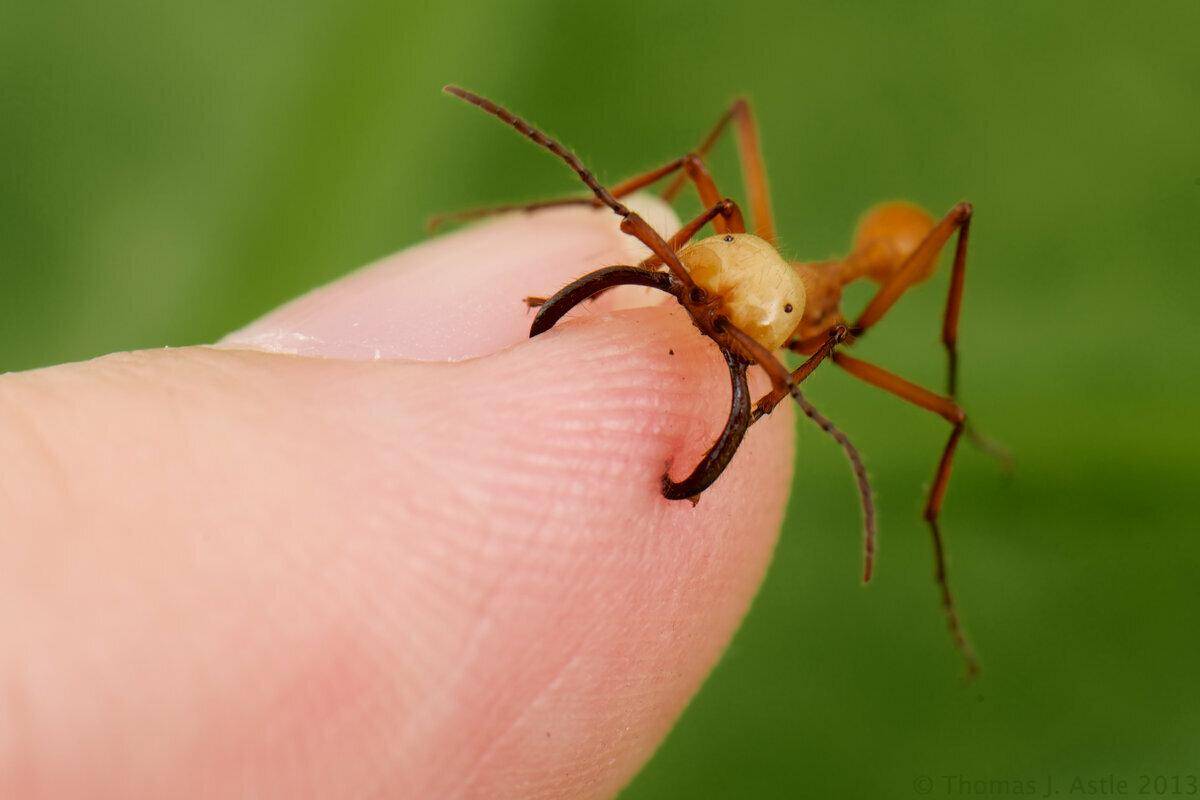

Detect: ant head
850,201,937,285
678,233,806,351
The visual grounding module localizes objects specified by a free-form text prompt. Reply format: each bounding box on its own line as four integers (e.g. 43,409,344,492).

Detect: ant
439,86,1002,679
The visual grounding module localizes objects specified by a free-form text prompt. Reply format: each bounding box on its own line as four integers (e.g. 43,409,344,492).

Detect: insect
439,86,1000,678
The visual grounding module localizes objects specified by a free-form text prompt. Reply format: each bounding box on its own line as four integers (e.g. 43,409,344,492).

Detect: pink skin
0,198,795,799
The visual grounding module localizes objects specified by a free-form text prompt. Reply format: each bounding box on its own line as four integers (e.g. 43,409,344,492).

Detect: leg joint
682,152,706,176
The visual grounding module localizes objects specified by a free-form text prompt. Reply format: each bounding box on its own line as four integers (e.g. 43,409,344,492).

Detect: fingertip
220,194,680,362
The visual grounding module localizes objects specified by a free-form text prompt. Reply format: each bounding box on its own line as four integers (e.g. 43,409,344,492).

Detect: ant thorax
677,233,806,351
790,259,847,345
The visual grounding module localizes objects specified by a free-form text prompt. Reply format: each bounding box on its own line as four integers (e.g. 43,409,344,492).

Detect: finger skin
0,204,795,799
223,198,683,362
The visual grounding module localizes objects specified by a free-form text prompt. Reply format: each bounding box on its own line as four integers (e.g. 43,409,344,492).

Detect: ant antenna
790,388,877,583
444,85,630,218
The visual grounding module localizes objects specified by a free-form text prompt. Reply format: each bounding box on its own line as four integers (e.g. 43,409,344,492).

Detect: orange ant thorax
790,259,847,344
788,201,940,348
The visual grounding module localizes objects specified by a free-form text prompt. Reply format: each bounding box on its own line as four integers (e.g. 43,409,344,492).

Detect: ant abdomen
848,201,938,284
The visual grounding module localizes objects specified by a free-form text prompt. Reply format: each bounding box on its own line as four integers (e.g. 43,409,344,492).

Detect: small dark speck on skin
669,349,674,355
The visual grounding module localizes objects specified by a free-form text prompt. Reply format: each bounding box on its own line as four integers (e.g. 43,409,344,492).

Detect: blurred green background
3,1,1198,796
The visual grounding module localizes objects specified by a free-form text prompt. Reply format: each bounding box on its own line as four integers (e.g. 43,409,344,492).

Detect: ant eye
784,303,794,313
723,234,734,243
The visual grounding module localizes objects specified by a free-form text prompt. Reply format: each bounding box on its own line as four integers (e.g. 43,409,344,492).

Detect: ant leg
753,325,847,419
537,198,746,310
637,198,745,270
427,157,688,231
429,150,738,234
526,197,745,311
663,98,775,243
445,86,700,295
940,206,971,397
831,350,980,678
933,212,1011,468
847,203,1008,467
851,202,972,343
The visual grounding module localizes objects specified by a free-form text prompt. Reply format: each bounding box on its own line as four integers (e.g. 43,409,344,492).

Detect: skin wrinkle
0,386,74,527
474,531,717,800
392,485,556,762
441,431,777,796
384,519,518,744
452,633,597,799
391,417,657,777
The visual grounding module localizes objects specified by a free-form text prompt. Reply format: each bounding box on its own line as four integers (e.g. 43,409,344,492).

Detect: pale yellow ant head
678,233,806,351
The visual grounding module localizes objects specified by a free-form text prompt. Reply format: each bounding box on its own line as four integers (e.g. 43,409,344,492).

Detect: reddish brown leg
663,98,776,243
427,157,686,231
429,149,735,233
676,155,730,232
939,206,972,397
754,325,847,418
847,202,1008,467
531,197,746,307
851,203,972,363
786,323,850,356
445,86,738,299
638,198,745,270
445,86,701,295
831,350,980,678
524,198,744,309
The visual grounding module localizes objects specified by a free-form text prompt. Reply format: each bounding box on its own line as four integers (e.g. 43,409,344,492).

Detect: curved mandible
530,265,678,337
528,264,751,503
661,346,752,503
